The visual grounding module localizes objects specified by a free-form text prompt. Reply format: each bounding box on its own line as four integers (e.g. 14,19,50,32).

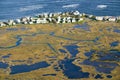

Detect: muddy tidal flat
0,21,120,80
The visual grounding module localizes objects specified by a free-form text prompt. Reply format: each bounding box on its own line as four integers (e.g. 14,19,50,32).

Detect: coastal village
0,11,120,27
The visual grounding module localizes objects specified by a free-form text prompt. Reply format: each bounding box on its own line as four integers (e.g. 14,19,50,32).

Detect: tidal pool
99,50,120,61
82,59,118,74
110,41,119,47
43,74,56,76
0,62,9,69
114,29,120,33
2,53,11,58
10,61,50,74
95,74,103,79
73,23,90,31
59,59,89,79
64,44,79,57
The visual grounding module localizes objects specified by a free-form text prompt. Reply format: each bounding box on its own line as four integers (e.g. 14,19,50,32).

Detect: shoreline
0,11,120,27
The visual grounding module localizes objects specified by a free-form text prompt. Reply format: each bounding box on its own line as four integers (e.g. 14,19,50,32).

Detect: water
73,23,90,31
82,59,118,74
110,41,119,47
59,49,67,53
95,74,103,79
59,59,89,79
64,44,79,57
10,61,50,74
0,62,9,69
106,75,112,78
99,50,120,61
114,29,120,33
0,0,120,21
43,74,56,76
2,53,11,58
85,50,95,57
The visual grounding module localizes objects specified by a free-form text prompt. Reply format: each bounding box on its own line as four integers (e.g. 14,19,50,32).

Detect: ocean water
0,0,120,21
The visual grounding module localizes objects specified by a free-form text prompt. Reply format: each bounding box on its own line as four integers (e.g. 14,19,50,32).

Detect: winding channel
0,30,104,50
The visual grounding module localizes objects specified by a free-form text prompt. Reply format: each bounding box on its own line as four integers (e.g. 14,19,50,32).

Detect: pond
114,29,120,33
99,50,120,61
0,62,9,69
64,44,79,57
10,61,50,74
110,41,119,47
81,59,118,74
73,23,90,31
59,59,89,79
2,53,11,58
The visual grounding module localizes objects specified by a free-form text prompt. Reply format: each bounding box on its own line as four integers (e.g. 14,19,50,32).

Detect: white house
72,18,76,23
57,16,61,23
104,16,111,21
37,18,48,23
15,19,21,23
48,18,52,22
66,17,71,23
8,20,15,26
96,16,104,21
79,18,84,21
48,13,53,17
62,17,66,23
29,21,34,24
73,11,80,15
108,17,116,22
44,13,49,18
21,17,28,22
0,22,6,27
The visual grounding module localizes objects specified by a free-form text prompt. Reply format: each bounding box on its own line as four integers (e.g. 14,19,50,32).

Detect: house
117,16,120,20
0,22,6,27
108,17,116,22
72,18,76,23
53,12,61,17
37,18,48,24
15,19,21,24
29,21,34,24
57,16,61,23
66,17,72,23
43,13,49,18
22,21,28,24
47,18,52,23
95,16,104,21
62,17,67,23
48,13,53,17
79,18,84,21
73,11,80,15
8,20,16,26
35,19,41,24
104,16,111,21
21,17,28,22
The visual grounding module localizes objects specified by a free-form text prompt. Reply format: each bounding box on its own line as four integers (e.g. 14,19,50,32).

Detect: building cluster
86,14,120,22
0,11,120,27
